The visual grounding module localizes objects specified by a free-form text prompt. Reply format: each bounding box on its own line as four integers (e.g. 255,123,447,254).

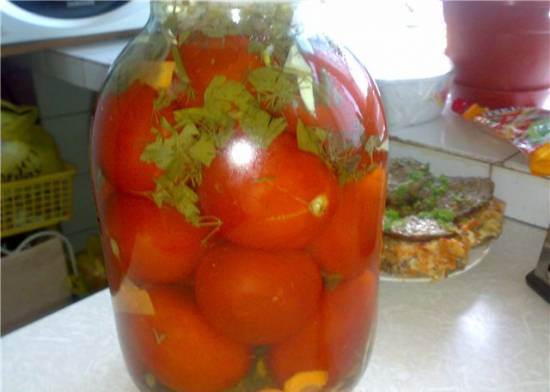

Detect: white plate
380,242,491,283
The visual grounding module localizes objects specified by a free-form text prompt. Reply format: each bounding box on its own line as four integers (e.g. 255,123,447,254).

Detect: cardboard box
1,237,72,335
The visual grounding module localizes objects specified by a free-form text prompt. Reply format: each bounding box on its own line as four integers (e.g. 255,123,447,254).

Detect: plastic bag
451,99,550,176
1,100,64,182
474,107,550,176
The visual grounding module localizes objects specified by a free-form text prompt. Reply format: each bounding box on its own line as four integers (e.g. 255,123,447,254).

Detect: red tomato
309,182,365,279
322,271,377,380
117,286,252,392
198,133,338,249
102,194,207,285
92,81,164,192
310,166,386,278
94,177,125,293
356,166,387,270
178,35,263,106
195,245,323,345
268,271,377,385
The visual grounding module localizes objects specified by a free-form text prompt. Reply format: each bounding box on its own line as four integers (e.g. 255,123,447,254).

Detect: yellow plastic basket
1,164,76,237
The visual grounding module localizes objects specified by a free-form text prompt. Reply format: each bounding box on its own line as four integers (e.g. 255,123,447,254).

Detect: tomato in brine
92,82,162,193
311,166,386,278
102,194,208,285
199,133,338,250
268,271,377,386
195,245,323,345
116,286,252,392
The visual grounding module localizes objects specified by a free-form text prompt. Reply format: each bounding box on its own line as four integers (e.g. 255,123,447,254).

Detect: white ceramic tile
389,139,491,178
83,62,109,92
502,153,529,174
41,113,92,173
492,165,550,228
57,39,129,66
390,112,518,164
41,50,86,89
61,173,99,235
37,39,126,93
32,73,95,118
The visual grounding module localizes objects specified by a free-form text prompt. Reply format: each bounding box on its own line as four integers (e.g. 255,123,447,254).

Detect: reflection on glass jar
91,1,387,391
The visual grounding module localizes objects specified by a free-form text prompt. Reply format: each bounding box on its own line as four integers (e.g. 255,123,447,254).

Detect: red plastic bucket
444,0,550,108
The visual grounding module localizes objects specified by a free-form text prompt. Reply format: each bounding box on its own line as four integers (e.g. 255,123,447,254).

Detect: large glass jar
91,1,387,391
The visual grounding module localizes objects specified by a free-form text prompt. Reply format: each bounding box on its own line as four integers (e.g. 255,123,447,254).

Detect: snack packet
451,99,550,176
474,107,549,176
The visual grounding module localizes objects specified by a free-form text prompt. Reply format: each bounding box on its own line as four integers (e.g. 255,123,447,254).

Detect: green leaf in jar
174,106,236,149
363,134,383,162
215,125,236,149
153,90,173,112
153,177,202,226
240,106,287,148
140,132,174,170
323,273,343,291
333,153,364,184
140,118,205,225
176,107,218,133
202,76,287,148
170,45,195,101
189,133,216,166
141,121,199,169
296,119,327,158
143,73,289,226
224,352,275,392
170,46,189,84
248,67,297,112
296,120,378,184
160,116,177,136
248,40,266,57
204,76,256,114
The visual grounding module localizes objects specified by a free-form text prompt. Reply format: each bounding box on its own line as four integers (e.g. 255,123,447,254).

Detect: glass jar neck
151,1,300,18
149,0,303,44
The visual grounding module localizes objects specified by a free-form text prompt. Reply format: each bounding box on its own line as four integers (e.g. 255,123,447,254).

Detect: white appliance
1,0,149,47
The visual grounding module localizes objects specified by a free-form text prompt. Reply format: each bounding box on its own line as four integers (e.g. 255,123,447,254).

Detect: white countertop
2,219,549,392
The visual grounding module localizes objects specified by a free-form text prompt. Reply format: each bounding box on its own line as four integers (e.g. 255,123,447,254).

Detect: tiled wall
32,73,99,252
